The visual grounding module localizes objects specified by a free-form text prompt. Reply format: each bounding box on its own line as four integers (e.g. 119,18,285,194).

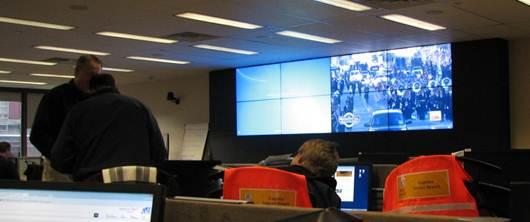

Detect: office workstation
0,0,529,221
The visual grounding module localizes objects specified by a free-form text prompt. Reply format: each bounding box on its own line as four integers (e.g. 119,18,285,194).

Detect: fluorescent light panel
127,56,189,65
0,16,74,30
176,12,262,29
380,14,446,31
96,31,177,44
35,46,110,56
194,44,257,55
0,70,11,74
0,57,56,66
0,80,47,85
518,0,530,6
30,73,74,79
102,67,134,73
314,0,371,11
276,30,342,44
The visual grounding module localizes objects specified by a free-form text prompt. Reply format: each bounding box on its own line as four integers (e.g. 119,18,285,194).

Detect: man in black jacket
30,55,102,181
280,139,342,208
51,74,167,181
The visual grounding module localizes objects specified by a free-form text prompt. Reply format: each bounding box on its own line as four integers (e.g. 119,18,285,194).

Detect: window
0,91,47,158
0,92,22,157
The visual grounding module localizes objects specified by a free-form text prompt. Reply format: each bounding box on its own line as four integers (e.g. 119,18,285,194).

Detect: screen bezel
0,180,166,222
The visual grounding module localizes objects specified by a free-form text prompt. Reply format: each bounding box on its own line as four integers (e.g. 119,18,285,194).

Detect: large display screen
236,43,452,136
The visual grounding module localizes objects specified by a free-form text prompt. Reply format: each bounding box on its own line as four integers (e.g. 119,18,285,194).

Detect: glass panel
236,99,281,136
281,95,331,134
281,58,331,98
331,51,388,94
386,43,452,91
236,64,281,102
332,91,388,133
0,92,21,157
405,87,453,131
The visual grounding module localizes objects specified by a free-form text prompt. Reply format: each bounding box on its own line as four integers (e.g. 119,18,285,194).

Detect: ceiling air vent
164,32,219,43
41,57,76,65
358,0,441,10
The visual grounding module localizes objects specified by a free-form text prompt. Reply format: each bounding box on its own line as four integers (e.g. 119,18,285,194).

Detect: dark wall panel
207,39,510,163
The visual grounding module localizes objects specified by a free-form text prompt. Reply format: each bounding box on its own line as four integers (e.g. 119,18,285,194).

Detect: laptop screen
0,182,163,222
334,164,371,211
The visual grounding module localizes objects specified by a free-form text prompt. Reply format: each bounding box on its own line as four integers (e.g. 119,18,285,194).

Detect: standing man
51,74,167,181
30,55,102,181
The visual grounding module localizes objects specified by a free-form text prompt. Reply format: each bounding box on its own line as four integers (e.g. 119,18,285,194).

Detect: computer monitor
0,181,165,222
334,164,371,211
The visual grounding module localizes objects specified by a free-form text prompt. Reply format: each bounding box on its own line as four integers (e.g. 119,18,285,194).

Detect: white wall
510,38,530,149
119,72,209,159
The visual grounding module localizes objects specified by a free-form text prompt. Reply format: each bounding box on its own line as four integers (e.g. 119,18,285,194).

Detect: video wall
236,43,453,136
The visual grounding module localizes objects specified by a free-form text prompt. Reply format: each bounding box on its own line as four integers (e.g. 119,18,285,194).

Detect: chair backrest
102,165,157,184
383,155,479,217
223,166,312,208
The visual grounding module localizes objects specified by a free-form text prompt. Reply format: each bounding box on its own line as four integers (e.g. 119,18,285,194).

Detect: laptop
0,181,165,222
334,164,371,211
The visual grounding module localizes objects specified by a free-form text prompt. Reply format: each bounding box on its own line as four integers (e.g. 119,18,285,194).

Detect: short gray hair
75,55,102,75
297,139,340,177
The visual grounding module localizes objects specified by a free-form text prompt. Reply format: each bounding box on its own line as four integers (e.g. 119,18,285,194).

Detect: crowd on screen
331,45,453,125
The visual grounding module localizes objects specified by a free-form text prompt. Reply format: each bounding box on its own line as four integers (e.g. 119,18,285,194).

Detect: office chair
223,166,312,208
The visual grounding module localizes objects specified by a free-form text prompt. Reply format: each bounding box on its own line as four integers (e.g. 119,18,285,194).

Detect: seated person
0,141,19,180
279,139,341,208
51,74,167,181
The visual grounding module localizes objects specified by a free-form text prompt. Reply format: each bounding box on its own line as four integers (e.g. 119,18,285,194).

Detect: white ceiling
0,0,529,89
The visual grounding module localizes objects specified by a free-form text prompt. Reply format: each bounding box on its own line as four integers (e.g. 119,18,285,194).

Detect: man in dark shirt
0,142,19,180
279,139,342,208
30,55,102,181
51,74,167,181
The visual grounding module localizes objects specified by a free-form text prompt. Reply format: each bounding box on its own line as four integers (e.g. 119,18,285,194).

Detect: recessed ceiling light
0,57,57,66
126,56,189,65
96,31,177,44
30,73,74,79
313,0,371,11
0,70,11,74
276,30,342,44
0,16,74,30
194,44,258,55
70,66,134,73
35,46,110,56
518,0,530,6
175,12,262,29
0,80,47,85
102,67,134,73
380,14,446,31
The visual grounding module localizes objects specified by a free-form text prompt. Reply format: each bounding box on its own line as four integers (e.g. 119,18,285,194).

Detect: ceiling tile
0,0,528,88
452,0,530,24
398,29,479,44
464,24,530,39
389,2,499,30
332,15,430,37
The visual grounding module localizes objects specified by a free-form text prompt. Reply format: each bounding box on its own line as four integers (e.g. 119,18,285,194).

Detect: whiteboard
177,123,209,160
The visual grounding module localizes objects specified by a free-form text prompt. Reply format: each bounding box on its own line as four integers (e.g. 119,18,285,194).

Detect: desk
163,198,509,222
